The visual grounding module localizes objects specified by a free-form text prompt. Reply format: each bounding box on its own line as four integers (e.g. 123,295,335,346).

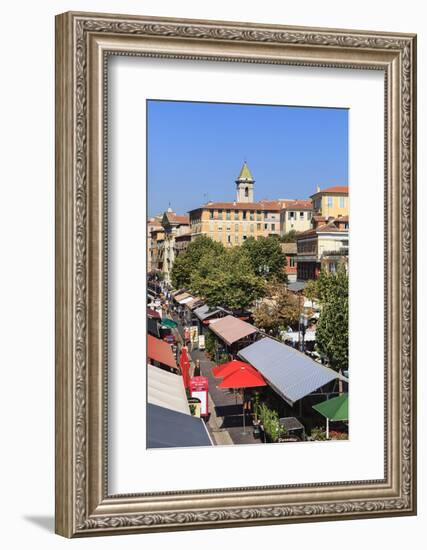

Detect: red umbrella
218,363,267,435
180,346,191,389
212,359,248,378
218,364,267,389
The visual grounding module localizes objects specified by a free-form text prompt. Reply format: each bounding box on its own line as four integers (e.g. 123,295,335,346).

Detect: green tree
189,247,265,311
253,277,300,335
242,236,287,282
171,235,224,288
313,265,349,372
280,230,299,243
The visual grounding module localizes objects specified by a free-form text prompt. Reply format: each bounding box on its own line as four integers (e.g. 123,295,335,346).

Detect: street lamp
299,312,308,352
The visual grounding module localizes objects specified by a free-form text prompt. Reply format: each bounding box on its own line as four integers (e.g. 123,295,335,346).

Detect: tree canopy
280,230,299,243
242,236,287,282
252,277,300,335
189,247,265,311
312,266,349,372
171,235,224,288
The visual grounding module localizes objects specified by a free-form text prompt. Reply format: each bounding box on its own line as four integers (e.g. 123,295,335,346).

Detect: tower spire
235,161,255,202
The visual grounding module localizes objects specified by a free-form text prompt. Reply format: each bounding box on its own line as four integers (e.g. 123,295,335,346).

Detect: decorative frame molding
55,11,417,537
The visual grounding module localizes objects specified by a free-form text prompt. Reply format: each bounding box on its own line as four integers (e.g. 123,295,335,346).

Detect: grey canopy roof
147,404,213,448
238,337,346,406
194,304,221,321
287,281,306,293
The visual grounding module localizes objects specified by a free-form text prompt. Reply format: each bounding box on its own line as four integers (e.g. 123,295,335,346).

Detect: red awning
180,346,191,389
147,334,176,369
212,359,249,378
218,364,267,389
147,308,160,319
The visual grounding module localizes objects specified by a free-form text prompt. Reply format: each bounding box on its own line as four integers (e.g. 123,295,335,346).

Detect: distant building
279,199,313,235
281,242,298,282
161,209,190,283
296,216,349,280
188,162,281,246
147,216,162,273
311,185,349,219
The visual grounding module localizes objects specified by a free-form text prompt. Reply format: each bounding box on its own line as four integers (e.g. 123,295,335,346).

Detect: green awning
161,318,178,329
312,394,348,421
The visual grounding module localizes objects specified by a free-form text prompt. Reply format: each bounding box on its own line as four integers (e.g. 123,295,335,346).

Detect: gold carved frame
55,11,417,537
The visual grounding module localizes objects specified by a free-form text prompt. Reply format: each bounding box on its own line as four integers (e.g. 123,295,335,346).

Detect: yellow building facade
188,162,282,246
189,201,281,246
310,185,349,219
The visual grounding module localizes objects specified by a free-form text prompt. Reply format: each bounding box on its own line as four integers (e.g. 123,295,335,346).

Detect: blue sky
147,100,348,217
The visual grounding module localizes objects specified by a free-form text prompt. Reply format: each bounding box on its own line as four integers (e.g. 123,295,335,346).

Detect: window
257,211,262,221
226,225,231,231
264,223,268,230
307,212,312,220
209,210,214,219
327,197,333,208
235,224,239,231
218,225,223,231
243,235,247,240
217,209,223,218
288,211,295,220
339,196,345,208
299,211,304,220
250,224,254,232
226,210,231,220
289,258,296,267
245,187,249,197
234,210,239,220
264,211,269,220
243,211,247,220
235,235,239,243
257,223,261,230
271,224,275,231
227,235,231,243
250,211,254,221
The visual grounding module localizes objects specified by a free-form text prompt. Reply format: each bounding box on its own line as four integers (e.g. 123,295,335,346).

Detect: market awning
218,364,267,389
193,305,221,321
147,308,161,319
287,281,306,293
147,334,177,369
161,318,178,329
312,393,348,421
178,296,194,305
212,359,249,378
148,317,161,338
283,330,316,343
147,364,190,415
185,297,203,310
238,337,346,406
209,315,258,346
147,404,213,448
174,292,191,302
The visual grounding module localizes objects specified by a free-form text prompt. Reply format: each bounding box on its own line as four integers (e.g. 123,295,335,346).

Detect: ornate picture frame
55,11,417,537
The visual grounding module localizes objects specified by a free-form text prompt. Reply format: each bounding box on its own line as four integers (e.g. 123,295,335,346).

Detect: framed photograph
55,11,417,537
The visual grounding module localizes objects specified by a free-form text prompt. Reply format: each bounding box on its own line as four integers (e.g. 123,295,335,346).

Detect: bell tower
235,161,255,203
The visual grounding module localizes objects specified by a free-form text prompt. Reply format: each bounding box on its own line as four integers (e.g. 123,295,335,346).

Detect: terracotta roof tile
190,200,281,212
280,199,313,210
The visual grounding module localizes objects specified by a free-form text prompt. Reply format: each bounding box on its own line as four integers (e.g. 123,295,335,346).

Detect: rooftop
311,185,349,197
189,200,281,213
209,314,258,345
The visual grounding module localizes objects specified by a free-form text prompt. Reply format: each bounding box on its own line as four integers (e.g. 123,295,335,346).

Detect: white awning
147,365,190,415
